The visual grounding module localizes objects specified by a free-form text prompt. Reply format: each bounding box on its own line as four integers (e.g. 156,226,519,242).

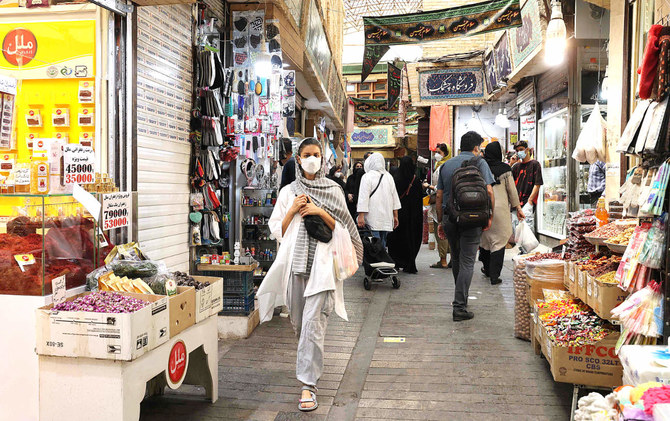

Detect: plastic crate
220,291,255,315
201,270,254,295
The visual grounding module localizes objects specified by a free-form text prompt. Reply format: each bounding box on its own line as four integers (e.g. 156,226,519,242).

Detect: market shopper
327,165,346,190
387,156,423,274
345,161,365,219
424,143,452,269
257,137,363,412
436,131,495,321
279,137,296,190
479,142,525,285
588,160,606,207
512,141,543,232
356,152,401,248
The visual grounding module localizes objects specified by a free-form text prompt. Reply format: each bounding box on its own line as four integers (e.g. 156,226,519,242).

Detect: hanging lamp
545,0,567,66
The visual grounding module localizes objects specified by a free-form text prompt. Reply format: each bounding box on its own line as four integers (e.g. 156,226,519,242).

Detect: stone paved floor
140,245,572,420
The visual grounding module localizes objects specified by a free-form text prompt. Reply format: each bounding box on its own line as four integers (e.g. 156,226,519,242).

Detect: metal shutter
136,5,192,271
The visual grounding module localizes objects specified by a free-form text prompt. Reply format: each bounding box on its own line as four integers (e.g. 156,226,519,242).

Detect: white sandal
298,390,318,412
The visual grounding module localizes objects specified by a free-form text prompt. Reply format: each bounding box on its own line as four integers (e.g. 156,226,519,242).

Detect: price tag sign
101,192,132,230
63,144,95,185
14,254,35,272
52,275,66,304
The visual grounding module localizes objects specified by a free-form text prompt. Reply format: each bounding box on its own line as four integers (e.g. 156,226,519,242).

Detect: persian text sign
354,111,419,127
349,126,393,147
351,97,397,113
102,192,132,231
166,340,188,389
419,68,485,100
63,144,94,185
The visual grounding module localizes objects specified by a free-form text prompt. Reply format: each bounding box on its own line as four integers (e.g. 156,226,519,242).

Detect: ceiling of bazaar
343,0,424,34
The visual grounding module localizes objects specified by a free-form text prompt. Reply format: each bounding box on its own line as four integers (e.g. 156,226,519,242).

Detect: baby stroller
359,226,400,290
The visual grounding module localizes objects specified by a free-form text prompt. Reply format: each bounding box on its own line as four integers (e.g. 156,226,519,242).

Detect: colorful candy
53,291,147,313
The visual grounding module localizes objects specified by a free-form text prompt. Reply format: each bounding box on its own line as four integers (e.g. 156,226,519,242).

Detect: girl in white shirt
257,137,363,412
356,152,401,247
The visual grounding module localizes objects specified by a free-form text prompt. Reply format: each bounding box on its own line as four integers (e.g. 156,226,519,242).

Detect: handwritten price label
63,145,95,185
101,192,131,230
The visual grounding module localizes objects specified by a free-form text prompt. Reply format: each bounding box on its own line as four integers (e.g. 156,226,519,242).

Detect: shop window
373,94,386,99
346,83,356,92
375,81,386,91
358,94,371,99
359,83,371,91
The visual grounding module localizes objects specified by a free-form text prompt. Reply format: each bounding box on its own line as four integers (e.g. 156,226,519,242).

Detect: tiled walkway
140,245,572,420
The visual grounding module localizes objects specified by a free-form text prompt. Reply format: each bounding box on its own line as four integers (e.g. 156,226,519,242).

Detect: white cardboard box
36,292,169,361
192,276,223,323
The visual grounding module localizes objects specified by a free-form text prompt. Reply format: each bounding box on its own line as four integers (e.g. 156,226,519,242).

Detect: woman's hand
289,195,308,217
347,193,354,202
299,202,324,217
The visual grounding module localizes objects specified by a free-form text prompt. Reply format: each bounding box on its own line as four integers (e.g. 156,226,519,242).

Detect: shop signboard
305,0,331,85
0,19,95,79
348,126,393,148
509,0,544,69
63,144,95,185
101,192,132,231
418,68,485,100
351,97,398,113
494,31,513,81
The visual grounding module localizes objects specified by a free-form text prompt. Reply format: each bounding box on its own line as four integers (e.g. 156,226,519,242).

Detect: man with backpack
436,132,495,322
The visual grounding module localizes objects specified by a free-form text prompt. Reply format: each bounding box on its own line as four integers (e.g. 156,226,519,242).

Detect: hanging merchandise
282,70,295,118
612,281,663,351
572,102,606,164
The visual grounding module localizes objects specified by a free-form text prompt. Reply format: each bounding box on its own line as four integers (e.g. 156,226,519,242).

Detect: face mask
517,150,527,160
300,156,321,175
335,171,343,178
434,153,443,161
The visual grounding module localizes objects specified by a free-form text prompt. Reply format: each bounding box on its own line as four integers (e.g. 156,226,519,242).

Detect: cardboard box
576,268,588,303
565,262,576,294
36,292,169,361
191,275,223,323
591,279,629,321
168,286,196,338
540,323,623,388
526,275,567,306
586,274,596,309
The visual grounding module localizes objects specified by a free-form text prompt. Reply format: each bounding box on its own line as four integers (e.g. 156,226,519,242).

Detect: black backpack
448,157,491,228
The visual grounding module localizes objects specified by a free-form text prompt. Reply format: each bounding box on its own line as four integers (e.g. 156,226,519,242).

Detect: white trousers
287,274,334,391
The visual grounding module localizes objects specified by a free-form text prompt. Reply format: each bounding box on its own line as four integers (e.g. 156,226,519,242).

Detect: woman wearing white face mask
257,137,363,412
424,143,452,269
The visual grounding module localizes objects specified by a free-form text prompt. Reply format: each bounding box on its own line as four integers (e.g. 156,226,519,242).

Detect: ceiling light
495,108,510,129
545,0,567,66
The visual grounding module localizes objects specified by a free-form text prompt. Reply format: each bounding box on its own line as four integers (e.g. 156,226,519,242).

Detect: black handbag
303,196,332,243
304,215,332,243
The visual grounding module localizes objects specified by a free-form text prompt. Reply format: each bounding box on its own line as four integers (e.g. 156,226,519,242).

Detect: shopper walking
425,143,452,269
257,137,363,412
279,137,296,191
479,142,525,285
345,161,364,220
327,165,346,190
387,156,423,274
357,152,401,248
436,131,495,321
511,141,543,233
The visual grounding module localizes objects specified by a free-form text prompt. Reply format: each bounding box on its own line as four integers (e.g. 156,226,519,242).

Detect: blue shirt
437,151,495,209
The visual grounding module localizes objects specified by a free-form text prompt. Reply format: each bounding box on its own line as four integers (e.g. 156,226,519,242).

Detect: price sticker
63,144,95,185
52,275,66,304
101,192,131,230
14,254,35,272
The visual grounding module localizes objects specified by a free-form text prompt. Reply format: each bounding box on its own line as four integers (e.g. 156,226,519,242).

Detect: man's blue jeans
371,231,389,248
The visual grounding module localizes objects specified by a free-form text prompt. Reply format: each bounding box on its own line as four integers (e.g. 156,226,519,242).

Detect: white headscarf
364,152,386,173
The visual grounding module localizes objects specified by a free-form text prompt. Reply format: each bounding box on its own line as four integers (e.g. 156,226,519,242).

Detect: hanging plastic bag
573,102,606,164
332,225,359,281
514,220,539,252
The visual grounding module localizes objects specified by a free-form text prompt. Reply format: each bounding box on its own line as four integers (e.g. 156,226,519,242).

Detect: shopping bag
573,102,606,164
332,225,359,281
514,220,539,252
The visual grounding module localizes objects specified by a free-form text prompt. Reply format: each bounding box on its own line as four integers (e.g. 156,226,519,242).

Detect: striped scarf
290,140,363,275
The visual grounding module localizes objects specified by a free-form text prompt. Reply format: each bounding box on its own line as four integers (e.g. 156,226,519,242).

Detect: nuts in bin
173,271,210,290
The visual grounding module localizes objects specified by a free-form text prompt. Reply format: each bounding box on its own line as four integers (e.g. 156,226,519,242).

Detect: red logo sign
82,109,89,115
2,29,37,66
36,140,44,148
28,134,34,139
56,109,62,115
167,341,187,384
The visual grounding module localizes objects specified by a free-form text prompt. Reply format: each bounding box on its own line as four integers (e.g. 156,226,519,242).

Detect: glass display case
0,194,112,296
537,109,568,239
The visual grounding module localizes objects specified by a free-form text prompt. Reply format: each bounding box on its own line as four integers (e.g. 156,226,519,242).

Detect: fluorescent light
545,0,567,66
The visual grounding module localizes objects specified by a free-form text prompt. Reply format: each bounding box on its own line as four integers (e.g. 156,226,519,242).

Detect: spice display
607,226,636,245
512,254,531,340
596,271,618,284
566,210,597,257
53,291,148,313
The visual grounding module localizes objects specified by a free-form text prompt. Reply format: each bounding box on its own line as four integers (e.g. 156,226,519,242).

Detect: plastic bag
515,220,539,252
573,102,606,164
333,225,359,281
